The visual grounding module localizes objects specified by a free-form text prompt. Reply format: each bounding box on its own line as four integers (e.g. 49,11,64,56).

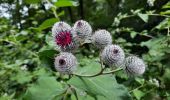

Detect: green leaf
130,31,137,38
45,35,56,48
154,18,170,29
23,76,65,100
160,10,170,15
141,36,170,61
68,75,132,100
75,58,101,75
135,77,145,85
133,89,145,100
162,2,170,9
71,88,95,100
38,49,58,60
11,70,32,84
138,13,148,23
38,49,58,69
38,18,59,30
55,0,79,7
25,0,40,4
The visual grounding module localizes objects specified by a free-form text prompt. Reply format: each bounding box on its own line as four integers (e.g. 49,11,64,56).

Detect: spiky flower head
125,56,145,76
73,20,92,41
54,52,77,74
52,21,79,52
92,29,112,49
52,21,71,37
101,45,125,68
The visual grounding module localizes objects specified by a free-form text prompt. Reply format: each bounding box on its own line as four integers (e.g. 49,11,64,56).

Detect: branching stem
72,53,123,77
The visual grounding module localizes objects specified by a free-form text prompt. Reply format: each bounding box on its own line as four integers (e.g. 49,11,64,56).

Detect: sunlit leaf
55,0,79,7
38,18,59,30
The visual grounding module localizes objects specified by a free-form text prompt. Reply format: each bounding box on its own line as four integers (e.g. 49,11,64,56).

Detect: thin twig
121,13,170,20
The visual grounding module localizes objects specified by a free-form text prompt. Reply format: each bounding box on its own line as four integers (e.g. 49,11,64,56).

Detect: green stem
69,84,79,100
46,0,60,19
121,13,170,20
168,27,170,36
129,84,146,93
73,68,123,77
102,68,123,75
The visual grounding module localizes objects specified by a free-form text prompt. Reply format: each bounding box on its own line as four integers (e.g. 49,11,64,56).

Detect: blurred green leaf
154,18,170,29
162,2,170,9
25,0,40,4
160,10,170,15
45,35,56,48
138,13,148,23
23,76,65,100
130,31,137,38
38,18,59,30
38,49,58,68
133,89,145,100
135,77,145,85
11,70,32,84
68,75,132,100
55,0,78,7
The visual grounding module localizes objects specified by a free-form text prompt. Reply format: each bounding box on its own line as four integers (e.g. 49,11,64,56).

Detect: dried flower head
54,52,77,74
101,45,125,68
73,20,92,41
52,21,79,52
125,56,145,76
92,29,112,49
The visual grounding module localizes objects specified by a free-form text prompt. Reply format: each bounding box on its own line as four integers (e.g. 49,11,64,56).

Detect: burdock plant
52,21,146,77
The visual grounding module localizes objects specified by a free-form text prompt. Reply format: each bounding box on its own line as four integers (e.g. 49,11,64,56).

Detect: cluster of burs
52,20,146,76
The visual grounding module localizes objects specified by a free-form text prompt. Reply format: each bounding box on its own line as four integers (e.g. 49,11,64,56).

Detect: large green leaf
23,76,65,100
68,75,132,100
55,0,78,7
74,57,101,75
71,88,95,100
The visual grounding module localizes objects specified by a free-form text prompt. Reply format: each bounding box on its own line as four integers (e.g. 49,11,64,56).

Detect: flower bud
92,29,112,49
73,20,92,41
52,21,71,37
101,45,125,68
52,22,79,52
54,52,77,74
125,56,145,76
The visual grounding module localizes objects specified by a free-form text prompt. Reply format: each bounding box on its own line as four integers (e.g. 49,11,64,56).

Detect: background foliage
0,0,170,100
